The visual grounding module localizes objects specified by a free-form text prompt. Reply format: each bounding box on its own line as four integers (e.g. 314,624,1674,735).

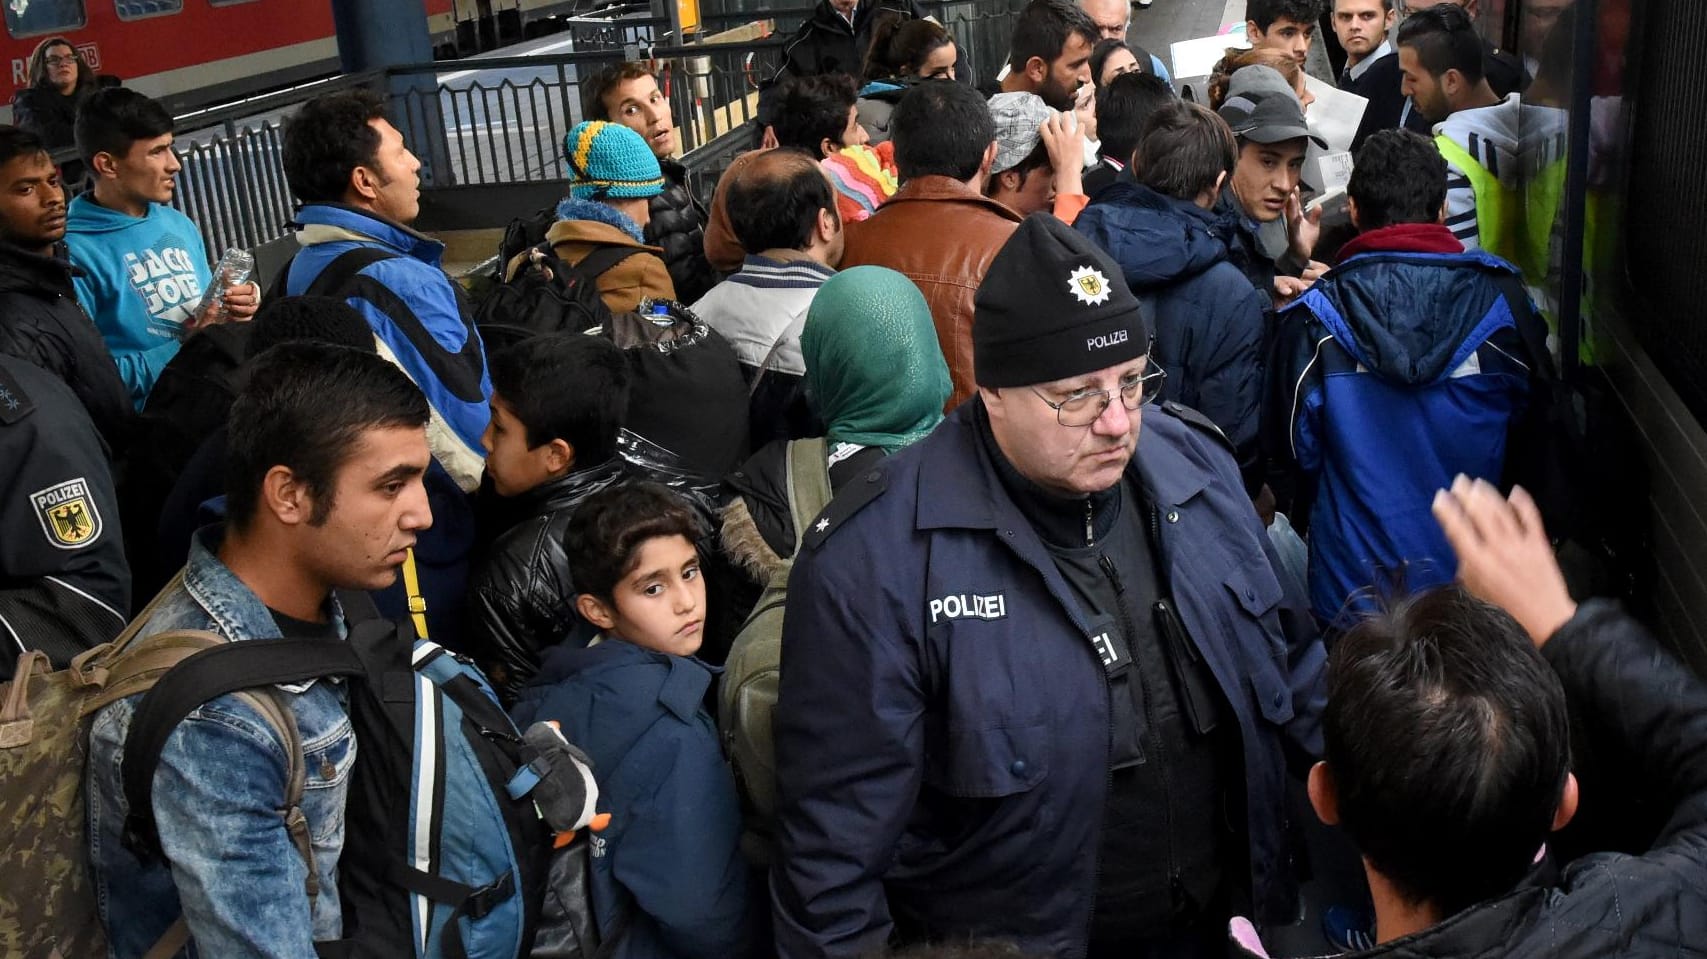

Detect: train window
4,0,87,38
113,0,180,20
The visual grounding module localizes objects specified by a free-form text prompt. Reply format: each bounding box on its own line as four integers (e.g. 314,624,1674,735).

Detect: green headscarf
801,266,951,451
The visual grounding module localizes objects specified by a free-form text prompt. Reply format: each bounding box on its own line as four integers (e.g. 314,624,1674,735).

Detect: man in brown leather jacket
838,80,1022,410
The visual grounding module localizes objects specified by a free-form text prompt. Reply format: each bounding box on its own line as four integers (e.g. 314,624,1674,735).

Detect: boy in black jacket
1233,476,1707,957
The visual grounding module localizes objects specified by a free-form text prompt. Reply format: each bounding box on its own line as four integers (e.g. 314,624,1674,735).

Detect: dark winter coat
0,241,132,453
465,458,626,704
1233,600,1707,958
1076,181,1270,494
511,638,755,959
778,0,931,80
771,400,1326,959
647,160,715,303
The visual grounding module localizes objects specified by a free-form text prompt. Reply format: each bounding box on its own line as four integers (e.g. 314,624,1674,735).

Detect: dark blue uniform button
1010,760,1028,776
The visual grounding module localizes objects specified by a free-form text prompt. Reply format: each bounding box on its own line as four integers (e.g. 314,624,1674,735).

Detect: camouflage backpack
0,576,317,959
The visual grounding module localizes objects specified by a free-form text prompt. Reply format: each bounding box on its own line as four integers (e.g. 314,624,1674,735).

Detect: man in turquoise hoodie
65,89,260,408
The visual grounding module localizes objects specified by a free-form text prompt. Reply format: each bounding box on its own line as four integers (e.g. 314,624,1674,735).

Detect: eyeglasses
43,55,78,67
1031,361,1167,427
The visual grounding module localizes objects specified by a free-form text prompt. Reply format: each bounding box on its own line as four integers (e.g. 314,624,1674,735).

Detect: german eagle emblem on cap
1068,265,1111,306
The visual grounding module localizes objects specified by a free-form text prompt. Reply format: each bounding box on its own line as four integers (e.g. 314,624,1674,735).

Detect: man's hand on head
1433,476,1577,647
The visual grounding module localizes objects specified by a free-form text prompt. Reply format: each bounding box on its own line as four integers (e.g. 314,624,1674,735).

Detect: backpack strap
303,246,403,298
120,637,367,862
1491,268,1558,381
400,548,429,640
784,437,834,556
565,244,645,286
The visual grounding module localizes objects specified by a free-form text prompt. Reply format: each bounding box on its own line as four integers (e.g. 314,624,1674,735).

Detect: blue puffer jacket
511,639,755,959
771,401,1326,959
1076,181,1269,493
1269,236,1534,624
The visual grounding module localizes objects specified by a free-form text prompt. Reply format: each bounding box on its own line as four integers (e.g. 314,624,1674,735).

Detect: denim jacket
87,528,355,959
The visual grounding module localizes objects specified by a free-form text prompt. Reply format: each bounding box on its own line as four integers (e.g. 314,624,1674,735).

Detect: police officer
0,353,129,675
771,215,1327,959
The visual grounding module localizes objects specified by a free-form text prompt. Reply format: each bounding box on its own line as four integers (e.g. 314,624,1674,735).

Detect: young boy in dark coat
510,482,754,959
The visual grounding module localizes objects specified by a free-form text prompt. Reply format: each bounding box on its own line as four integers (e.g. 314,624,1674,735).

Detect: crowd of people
2,0,1702,958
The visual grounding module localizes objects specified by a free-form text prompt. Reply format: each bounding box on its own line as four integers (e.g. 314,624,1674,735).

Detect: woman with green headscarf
722,266,951,588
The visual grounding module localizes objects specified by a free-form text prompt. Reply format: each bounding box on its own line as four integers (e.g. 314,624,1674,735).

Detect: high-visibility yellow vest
1435,133,1524,271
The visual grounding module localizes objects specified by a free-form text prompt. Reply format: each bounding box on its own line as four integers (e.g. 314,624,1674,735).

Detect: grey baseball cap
1217,65,1328,148
988,91,1055,175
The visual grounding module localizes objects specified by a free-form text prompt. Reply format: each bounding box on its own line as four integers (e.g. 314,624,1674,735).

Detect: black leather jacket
465,458,626,704
0,242,132,454
646,160,715,303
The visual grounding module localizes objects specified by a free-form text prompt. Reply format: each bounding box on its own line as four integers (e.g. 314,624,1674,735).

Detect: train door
453,0,524,53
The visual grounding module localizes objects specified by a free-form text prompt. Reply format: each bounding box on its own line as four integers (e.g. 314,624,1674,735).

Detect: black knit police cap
973,213,1151,389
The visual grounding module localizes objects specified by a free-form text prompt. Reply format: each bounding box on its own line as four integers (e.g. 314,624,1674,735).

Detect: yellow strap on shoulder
402,548,429,640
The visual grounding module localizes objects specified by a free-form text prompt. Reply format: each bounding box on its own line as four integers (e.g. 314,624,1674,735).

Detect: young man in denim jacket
86,342,433,959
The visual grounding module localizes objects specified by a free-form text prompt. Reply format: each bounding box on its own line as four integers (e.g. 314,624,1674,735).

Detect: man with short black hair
87,341,432,959
1246,0,1325,68
775,213,1325,958
837,80,1022,408
1083,71,1175,198
1000,0,1098,112
280,88,491,646
584,61,716,302
692,149,844,444
1397,3,1521,254
66,88,260,408
0,124,130,449
1266,128,1538,626
1226,475,1707,957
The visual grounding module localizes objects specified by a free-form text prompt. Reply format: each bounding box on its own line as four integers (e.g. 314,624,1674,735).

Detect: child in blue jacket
510,481,754,959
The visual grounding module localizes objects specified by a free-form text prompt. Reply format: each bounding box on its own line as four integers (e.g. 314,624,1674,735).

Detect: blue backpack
333,610,554,959
116,599,605,959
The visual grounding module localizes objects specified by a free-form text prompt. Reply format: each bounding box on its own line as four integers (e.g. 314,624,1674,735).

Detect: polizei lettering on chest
928,592,1008,624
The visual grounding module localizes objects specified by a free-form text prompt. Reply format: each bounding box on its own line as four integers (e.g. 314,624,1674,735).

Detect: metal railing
58,0,1023,256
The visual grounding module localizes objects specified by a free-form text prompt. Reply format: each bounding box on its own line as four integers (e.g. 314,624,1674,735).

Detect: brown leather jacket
838,176,1022,409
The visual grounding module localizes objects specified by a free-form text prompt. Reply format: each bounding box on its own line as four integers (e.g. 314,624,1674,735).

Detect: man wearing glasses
771,213,1327,959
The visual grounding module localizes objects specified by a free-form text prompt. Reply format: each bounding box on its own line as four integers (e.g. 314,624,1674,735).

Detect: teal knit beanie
564,120,666,200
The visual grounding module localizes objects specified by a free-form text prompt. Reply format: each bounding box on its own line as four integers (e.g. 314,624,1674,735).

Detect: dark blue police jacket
771,400,1327,959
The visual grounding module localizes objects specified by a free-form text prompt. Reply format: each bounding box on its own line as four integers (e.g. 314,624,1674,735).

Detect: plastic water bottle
198,247,255,326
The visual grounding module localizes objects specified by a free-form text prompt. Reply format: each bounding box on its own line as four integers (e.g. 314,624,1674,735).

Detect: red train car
0,0,460,119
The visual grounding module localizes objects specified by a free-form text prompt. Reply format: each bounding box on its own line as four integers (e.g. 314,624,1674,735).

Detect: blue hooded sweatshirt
65,194,212,408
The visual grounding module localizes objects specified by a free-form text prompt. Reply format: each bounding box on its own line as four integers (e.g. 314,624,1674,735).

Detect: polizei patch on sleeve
31,478,103,550
928,592,1008,624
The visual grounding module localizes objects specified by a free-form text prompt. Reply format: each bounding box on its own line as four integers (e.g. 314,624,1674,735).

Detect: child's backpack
475,243,642,353
0,577,335,959
717,437,832,863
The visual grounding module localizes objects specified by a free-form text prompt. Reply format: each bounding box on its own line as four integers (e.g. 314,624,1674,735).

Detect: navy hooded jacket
1268,240,1534,624
511,638,755,959
770,400,1326,959
1076,181,1270,493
